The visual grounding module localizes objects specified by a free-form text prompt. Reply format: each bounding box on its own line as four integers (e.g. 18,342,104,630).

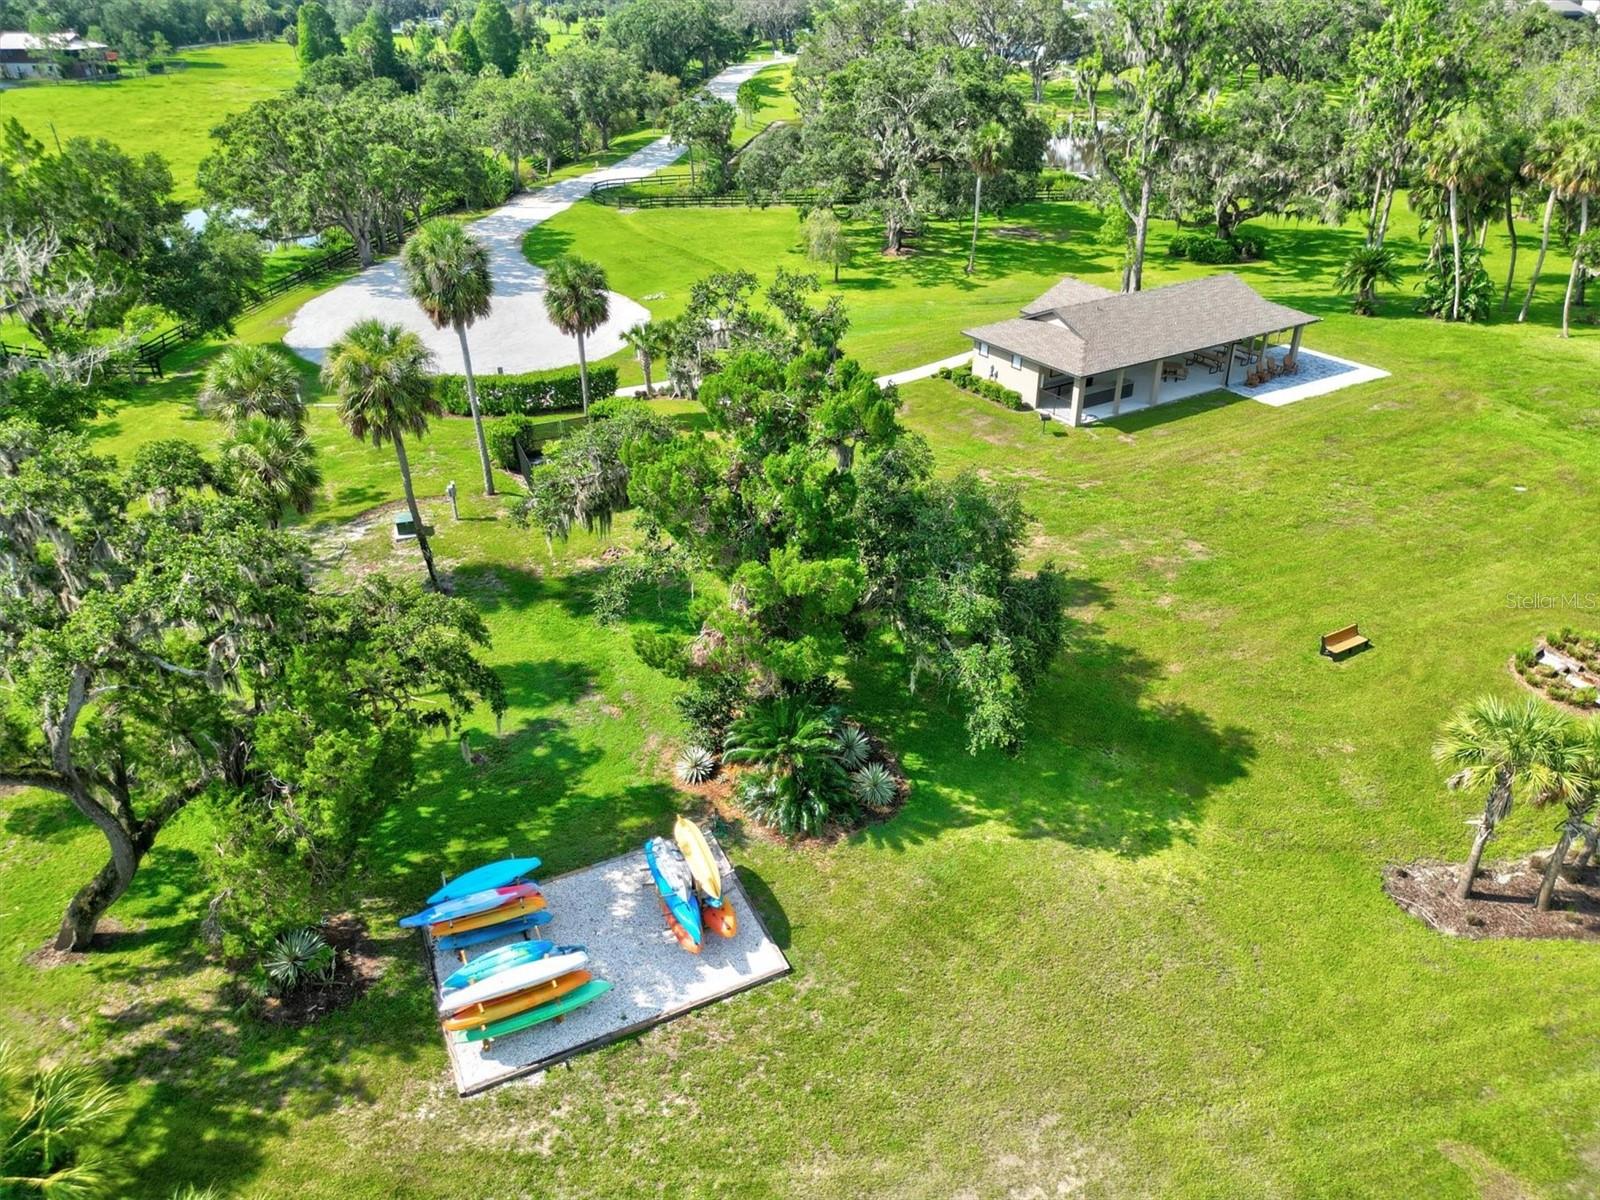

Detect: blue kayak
400,882,540,929
644,837,702,945
439,940,585,993
436,910,552,952
427,857,542,905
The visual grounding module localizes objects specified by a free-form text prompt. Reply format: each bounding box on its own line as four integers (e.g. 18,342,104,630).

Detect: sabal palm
965,121,1008,276
221,414,323,528
1335,245,1402,316
724,698,849,835
322,319,443,589
197,344,306,430
0,1041,120,1200
1553,129,1600,339
1517,119,1578,323
543,255,609,415
622,320,668,397
1433,695,1570,899
1530,719,1600,912
401,219,496,496
1425,110,1495,322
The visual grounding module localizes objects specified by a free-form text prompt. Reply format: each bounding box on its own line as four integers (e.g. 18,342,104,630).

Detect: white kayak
437,950,589,1016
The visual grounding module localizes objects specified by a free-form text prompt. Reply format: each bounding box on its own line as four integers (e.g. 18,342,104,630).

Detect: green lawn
0,42,300,202
8,188,1600,1197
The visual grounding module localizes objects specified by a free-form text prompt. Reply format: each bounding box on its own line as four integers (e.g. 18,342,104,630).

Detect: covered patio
963,274,1320,428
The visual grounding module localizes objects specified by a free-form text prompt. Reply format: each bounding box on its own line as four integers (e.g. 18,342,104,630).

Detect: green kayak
457,979,613,1044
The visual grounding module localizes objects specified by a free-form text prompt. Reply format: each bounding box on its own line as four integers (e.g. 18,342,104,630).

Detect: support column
1222,342,1235,388
1068,375,1086,426
1288,325,1303,368
1149,360,1163,408
1111,366,1126,416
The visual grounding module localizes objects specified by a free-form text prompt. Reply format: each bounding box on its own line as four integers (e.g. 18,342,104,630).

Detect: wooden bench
1321,624,1371,659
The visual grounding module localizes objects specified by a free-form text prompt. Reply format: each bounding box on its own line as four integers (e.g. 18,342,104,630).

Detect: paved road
283,57,788,374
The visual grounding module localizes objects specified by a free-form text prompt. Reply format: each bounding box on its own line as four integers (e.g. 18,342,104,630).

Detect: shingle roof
0,30,105,51
964,274,1318,378
1019,277,1114,317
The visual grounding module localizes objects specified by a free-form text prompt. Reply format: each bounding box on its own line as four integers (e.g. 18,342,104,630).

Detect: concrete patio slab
1230,348,1389,407
425,831,789,1096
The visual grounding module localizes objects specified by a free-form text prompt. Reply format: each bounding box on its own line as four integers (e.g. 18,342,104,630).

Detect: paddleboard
427,856,542,905
458,978,613,1044
440,970,592,1032
430,892,545,937
436,910,551,952
673,816,723,906
702,894,737,939
644,836,702,945
400,882,541,928
658,895,701,954
437,950,589,1016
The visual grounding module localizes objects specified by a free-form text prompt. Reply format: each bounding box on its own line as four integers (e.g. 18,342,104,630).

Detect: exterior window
977,341,989,357
1011,353,1022,369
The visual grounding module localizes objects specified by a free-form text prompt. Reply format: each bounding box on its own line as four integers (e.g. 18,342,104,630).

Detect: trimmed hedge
1167,229,1269,264
938,364,1025,411
484,413,586,471
435,365,618,417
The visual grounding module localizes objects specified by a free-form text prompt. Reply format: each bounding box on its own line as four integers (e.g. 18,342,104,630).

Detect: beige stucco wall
970,346,1043,407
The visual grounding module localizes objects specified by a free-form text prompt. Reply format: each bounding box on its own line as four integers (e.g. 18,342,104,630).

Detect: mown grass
7,179,1600,1197
0,42,300,201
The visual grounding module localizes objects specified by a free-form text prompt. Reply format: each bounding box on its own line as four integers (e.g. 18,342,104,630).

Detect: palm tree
0,1040,120,1199
965,121,1009,276
1517,119,1576,324
1556,129,1600,339
723,697,849,836
1433,695,1570,900
197,344,306,430
622,320,668,397
220,415,323,528
401,219,497,496
1424,110,1493,322
1334,245,1403,316
1530,720,1600,912
322,320,444,589
542,255,609,415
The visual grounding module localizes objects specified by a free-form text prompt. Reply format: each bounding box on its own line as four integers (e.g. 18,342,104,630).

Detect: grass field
0,42,300,202
8,179,1600,1197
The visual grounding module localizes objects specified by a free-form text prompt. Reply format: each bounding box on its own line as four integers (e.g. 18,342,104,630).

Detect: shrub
947,366,1024,411
1514,647,1538,670
433,365,618,417
1167,232,1239,264
676,675,749,749
676,745,717,784
834,724,871,770
1571,686,1597,707
1417,245,1495,322
851,762,897,808
260,927,335,996
724,696,852,835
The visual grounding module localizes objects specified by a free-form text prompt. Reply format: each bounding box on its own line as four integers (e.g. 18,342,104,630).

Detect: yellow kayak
673,816,722,904
430,892,545,937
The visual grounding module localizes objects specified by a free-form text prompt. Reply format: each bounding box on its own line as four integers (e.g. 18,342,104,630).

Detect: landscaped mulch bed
1384,857,1600,941
257,913,387,1026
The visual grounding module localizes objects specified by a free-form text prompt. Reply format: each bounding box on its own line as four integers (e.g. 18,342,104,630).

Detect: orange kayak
431,892,545,937
658,895,701,954
440,969,592,1032
702,896,737,939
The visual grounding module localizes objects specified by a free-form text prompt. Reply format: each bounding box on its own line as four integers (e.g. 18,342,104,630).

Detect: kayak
658,895,701,955
457,979,613,1044
427,857,542,905
702,895,737,939
437,950,589,1017
436,910,552,953
441,940,552,992
400,882,541,929
644,837,702,946
441,970,592,1032
430,892,545,937
673,816,723,906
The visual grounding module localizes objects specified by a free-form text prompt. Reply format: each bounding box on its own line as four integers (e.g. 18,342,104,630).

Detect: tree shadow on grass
733,867,791,950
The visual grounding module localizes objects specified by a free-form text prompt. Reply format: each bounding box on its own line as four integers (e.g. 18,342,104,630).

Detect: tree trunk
641,358,654,398
1458,823,1493,900
1520,189,1557,323
456,322,495,496
1502,192,1518,312
1374,179,1397,249
833,260,840,284
1536,824,1579,912
1128,176,1152,293
392,432,440,589
1449,184,1462,322
576,328,591,415
1561,195,1588,339
55,838,139,950
966,174,983,276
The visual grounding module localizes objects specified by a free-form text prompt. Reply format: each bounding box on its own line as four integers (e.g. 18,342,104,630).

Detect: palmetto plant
197,343,306,430
833,724,871,771
1335,245,1403,316
220,414,322,528
851,762,897,808
323,319,443,588
1530,719,1600,912
965,120,1008,276
622,320,670,397
0,1041,120,1200
676,745,717,785
724,697,850,836
262,927,336,995
401,219,496,496
1433,695,1571,900
542,255,610,415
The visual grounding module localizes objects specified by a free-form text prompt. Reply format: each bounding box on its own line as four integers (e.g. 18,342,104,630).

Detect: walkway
283,56,787,373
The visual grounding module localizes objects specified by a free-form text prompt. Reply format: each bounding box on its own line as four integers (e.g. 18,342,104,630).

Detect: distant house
961,274,1318,426
0,30,114,80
